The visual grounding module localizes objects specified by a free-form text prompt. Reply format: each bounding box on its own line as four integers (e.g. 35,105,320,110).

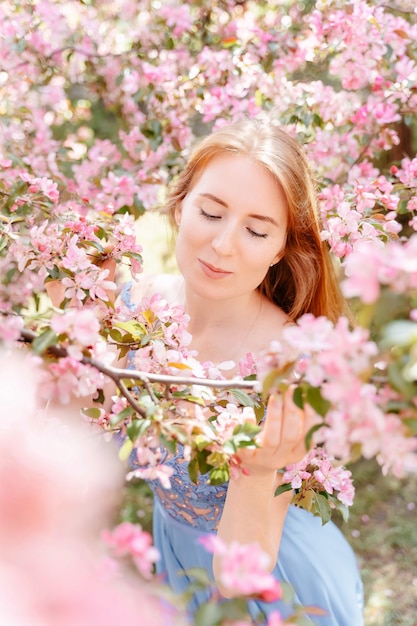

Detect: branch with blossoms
1,165,417,526
3,298,358,525
0,293,393,527
1,0,417,534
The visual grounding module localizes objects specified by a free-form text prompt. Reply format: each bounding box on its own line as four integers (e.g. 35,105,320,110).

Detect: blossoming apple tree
1,0,417,624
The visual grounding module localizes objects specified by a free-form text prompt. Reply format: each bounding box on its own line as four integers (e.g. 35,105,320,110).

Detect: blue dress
120,284,364,625
151,451,364,625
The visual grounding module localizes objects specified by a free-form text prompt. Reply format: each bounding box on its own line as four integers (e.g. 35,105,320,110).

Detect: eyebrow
198,193,279,227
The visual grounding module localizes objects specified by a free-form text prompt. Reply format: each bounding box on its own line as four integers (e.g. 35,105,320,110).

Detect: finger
280,388,305,451
259,394,283,446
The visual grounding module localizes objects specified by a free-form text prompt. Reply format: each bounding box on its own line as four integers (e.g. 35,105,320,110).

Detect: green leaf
208,466,229,485
118,437,133,461
193,434,212,451
93,388,105,405
403,418,417,436
110,406,135,426
334,501,350,523
230,388,259,408
232,421,261,437
135,417,152,438
388,361,416,400
306,386,331,417
305,422,326,450
293,488,314,512
109,328,124,343
180,567,211,586
261,362,295,399
32,327,58,355
254,88,263,107
274,482,293,497
197,450,211,475
254,402,265,424
218,599,249,620
293,385,305,409
194,600,224,626
158,433,177,454
188,457,199,484
126,418,151,442
312,492,332,525
78,239,104,253
114,320,146,339
124,251,143,262
280,580,295,604
382,320,417,347
81,407,102,419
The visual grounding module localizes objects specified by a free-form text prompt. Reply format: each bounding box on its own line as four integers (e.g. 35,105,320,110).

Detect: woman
122,118,364,625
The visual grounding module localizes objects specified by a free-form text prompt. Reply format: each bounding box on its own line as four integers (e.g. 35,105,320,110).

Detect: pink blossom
127,463,174,489
0,315,24,344
51,308,100,347
61,237,92,272
199,535,282,601
39,357,105,404
102,522,159,579
0,352,169,626
214,404,256,441
342,241,384,303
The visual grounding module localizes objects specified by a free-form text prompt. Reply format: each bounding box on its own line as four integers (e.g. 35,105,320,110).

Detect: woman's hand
237,389,315,475
215,389,315,586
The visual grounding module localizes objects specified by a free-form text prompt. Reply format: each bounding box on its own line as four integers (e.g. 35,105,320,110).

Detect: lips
198,259,233,279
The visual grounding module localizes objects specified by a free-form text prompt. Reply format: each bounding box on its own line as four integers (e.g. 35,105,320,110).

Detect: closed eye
200,208,221,220
201,208,268,238
247,228,268,239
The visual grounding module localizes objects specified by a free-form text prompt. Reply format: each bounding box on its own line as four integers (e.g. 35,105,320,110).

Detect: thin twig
117,379,147,418
16,326,257,409
86,357,257,390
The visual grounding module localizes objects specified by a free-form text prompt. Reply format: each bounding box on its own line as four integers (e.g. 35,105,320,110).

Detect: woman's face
174,154,288,302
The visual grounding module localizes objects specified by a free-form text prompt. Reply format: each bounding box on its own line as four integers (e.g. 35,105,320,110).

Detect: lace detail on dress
152,447,227,532
120,280,249,531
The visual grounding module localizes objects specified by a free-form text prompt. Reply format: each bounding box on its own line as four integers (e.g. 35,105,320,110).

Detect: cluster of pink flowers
257,314,417,477
1,0,416,551
38,356,107,405
119,292,194,376
0,351,171,626
282,448,355,508
199,535,282,602
342,235,417,304
102,522,160,579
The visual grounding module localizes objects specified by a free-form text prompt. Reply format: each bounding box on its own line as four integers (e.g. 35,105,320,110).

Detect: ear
271,249,285,266
174,204,182,227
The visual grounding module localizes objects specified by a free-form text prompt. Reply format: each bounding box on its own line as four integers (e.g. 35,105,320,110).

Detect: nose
211,223,237,256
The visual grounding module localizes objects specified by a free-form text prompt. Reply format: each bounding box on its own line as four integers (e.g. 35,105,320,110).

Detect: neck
184,288,260,333
182,287,263,365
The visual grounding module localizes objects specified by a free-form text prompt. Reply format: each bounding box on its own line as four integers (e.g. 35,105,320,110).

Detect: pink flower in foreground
267,612,293,626
51,308,101,347
102,522,159,579
0,351,173,626
0,315,24,344
199,535,282,602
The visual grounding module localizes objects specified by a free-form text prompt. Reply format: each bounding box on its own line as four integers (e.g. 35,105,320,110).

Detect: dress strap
120,281,135,310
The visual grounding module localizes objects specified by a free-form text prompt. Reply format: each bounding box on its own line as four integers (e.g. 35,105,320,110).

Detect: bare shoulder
255,296,291,349
129,273,184,307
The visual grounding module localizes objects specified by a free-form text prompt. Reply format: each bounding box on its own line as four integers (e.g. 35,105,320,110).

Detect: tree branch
16,326,257,418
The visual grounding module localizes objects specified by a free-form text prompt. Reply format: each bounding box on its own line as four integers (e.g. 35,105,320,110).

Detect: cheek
175,223,195,264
